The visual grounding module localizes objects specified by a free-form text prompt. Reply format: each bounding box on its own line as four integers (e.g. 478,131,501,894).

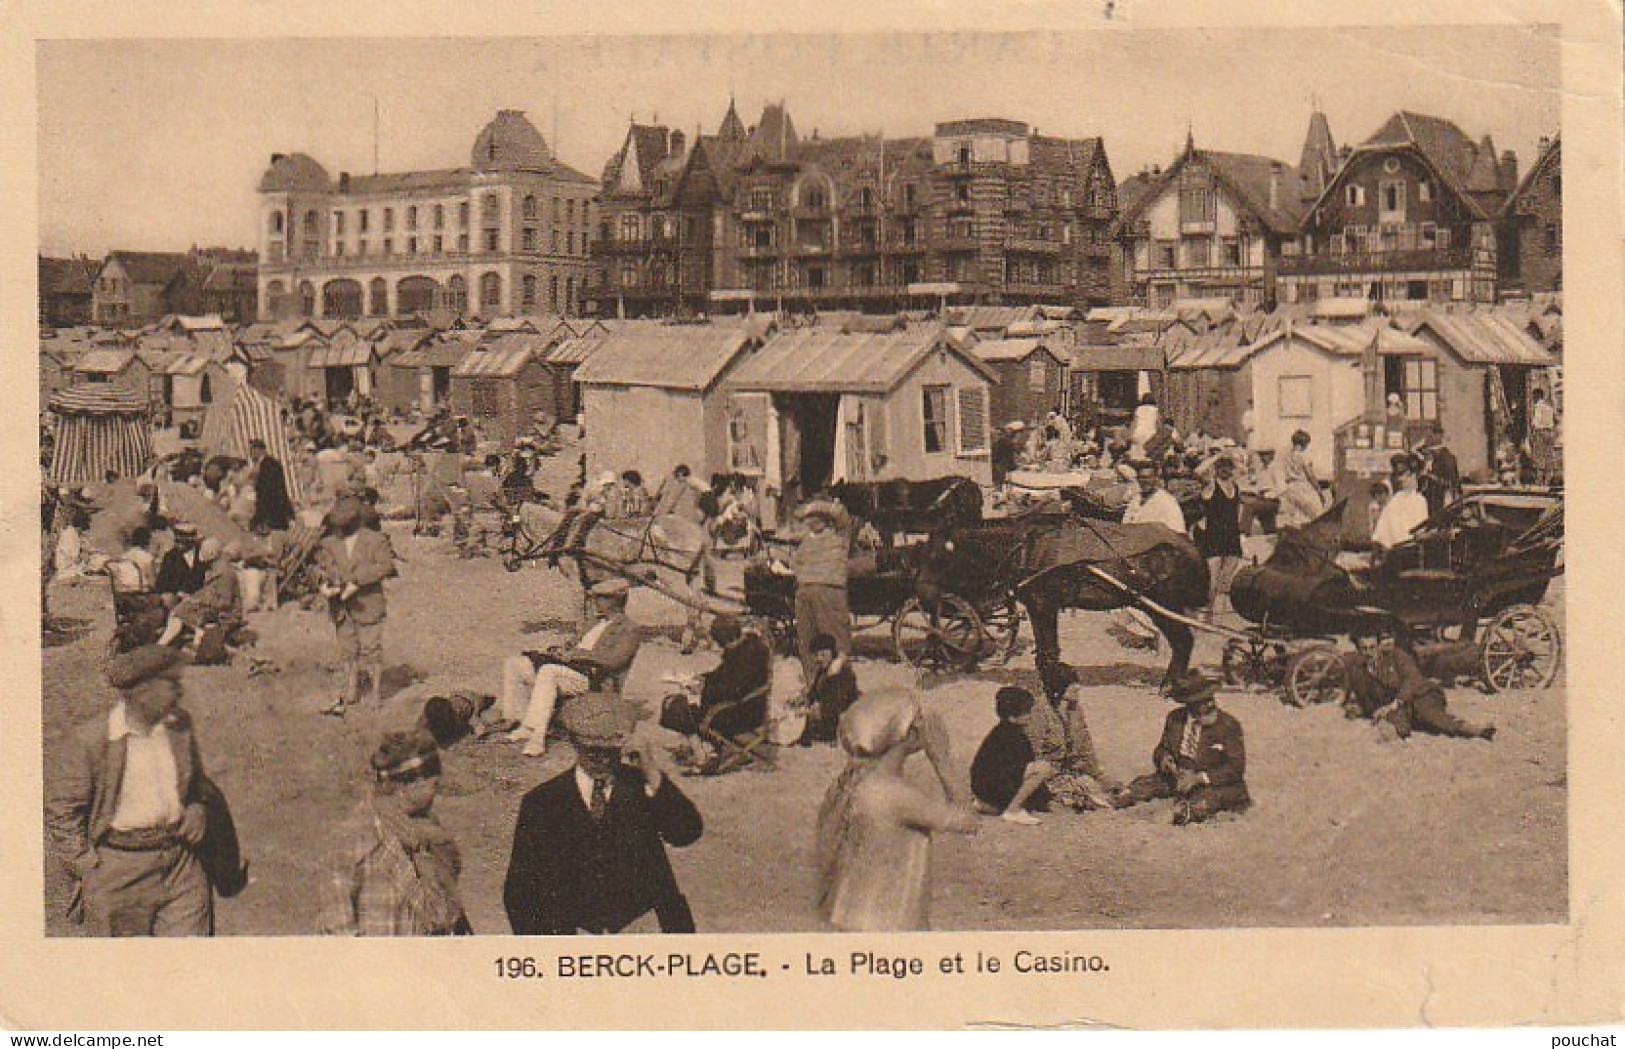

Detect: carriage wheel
1284,645,1348,708
1221,638,1288,690
1481,603,1562,693
978,596,1025,665
893,595,983,671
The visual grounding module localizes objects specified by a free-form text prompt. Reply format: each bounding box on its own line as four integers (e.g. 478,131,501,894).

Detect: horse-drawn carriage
741,476,1024,671
1221,488,1564,705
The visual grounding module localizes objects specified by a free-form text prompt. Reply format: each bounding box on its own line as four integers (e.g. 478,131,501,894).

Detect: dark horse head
828,475,983,535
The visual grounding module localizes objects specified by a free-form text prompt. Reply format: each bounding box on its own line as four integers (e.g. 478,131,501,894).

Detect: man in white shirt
498,579,642,758
1122,461,1187,535
1372,454,1431,551
1113,461,1187,647
45,645,215,936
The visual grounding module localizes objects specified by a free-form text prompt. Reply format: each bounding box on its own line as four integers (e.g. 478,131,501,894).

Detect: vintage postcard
1,0,1620,1031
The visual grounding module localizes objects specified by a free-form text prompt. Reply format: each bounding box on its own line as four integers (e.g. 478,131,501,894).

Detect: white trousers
500,656,589,735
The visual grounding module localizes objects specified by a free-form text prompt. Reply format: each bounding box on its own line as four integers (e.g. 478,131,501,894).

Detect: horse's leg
1021,585,1066,699
1149,609,1195,693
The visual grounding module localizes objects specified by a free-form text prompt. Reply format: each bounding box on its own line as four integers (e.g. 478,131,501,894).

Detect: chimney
669,129,686,157
1538,135,1552,155
338,172,351,193
270,153,285,166
1269,162,1283,211
1500,150,1519,192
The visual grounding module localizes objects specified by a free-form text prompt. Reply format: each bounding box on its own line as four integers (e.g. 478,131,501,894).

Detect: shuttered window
922,386,949,454
956,385,990,455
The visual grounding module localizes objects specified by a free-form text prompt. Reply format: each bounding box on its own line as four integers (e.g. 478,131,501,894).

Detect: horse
828,475,983,537
517,499,711,649
918,512,1210,697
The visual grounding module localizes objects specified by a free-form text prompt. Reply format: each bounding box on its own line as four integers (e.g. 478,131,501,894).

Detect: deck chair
696,683,775,775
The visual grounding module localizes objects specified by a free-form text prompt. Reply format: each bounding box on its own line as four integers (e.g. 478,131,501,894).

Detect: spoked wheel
1480,603,1563,693
1284,645,1349,708
893,594,984,671
1221,638,1289,690
977,596,1025,665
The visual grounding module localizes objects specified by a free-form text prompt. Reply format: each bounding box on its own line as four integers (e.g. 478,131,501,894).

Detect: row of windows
316,226,593,259
1150,236,1249,270
271,192,591,240
1344,178,1434,208
267,271,582,316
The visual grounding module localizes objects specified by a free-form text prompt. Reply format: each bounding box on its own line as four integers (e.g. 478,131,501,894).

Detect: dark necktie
589,777,609,822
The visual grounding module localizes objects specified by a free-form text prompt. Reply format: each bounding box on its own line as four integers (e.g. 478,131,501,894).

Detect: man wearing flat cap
498,577,642,758
316,496,398,715
503,693,703,935
46,645,216,935
1112,670,1250,825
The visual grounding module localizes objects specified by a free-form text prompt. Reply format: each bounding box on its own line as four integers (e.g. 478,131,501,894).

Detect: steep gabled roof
1342,110,1504,219
744,102,799,166
1117,146,1306,235
575,320,767,392
102,251,193,287
718,97,747,142
728,324,994,394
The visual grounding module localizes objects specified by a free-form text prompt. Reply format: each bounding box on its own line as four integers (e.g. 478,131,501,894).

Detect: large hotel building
255,110,596,321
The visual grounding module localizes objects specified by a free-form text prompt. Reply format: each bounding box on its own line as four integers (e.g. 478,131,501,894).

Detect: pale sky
37,26,1559,257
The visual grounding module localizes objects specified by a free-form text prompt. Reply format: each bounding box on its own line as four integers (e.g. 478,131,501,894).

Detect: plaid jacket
318,801,458,937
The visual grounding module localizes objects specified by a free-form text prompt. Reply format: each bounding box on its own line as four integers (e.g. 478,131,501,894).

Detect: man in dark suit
248,438,295,534
315,497,398,715
154,522,208,601
1112,670,1249,825
45,645,215,936
504,693,702,936
660,614,771,742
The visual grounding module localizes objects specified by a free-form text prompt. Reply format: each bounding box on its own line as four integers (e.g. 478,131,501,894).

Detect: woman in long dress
814,692,976,932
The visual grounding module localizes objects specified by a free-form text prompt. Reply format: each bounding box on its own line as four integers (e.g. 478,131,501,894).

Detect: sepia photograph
31,23,1571,943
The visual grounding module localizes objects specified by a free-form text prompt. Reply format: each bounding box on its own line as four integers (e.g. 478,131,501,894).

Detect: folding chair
697,683,775,774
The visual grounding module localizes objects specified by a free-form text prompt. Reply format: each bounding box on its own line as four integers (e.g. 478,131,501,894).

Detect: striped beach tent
199,383,305,504
46,387,152,486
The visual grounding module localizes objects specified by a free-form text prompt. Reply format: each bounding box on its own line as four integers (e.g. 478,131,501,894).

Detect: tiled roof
345,168,472,195
1356,111,1506,217
574,322,764,392
306,344,374,368
103,251,192,286
971,337,1053,363
727,324,993,394
1399,309,1555,366
452,345,538,377
74,349,139,374
392,340,471,369
544,334,607,366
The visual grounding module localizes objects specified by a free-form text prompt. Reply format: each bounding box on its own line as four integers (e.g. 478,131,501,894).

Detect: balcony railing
1279,245,1477,276
1004,236,1061,256
938,236,980,253
738,243,780,259
595,236,680,255
885,236,926,253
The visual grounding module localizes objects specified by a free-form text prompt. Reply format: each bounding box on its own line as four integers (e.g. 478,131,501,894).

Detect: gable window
1379,179,1406,222
1028,357,1048,392
1418,180,1433,203
1345,184,1366,207
1402,357,1440,420
1222,238,1241,266
922,385,949,454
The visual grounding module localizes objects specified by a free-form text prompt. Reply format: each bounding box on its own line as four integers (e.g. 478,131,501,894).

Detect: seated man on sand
497,579,641,758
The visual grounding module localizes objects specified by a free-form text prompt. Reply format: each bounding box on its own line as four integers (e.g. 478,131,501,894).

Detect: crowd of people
43,386,1529,940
